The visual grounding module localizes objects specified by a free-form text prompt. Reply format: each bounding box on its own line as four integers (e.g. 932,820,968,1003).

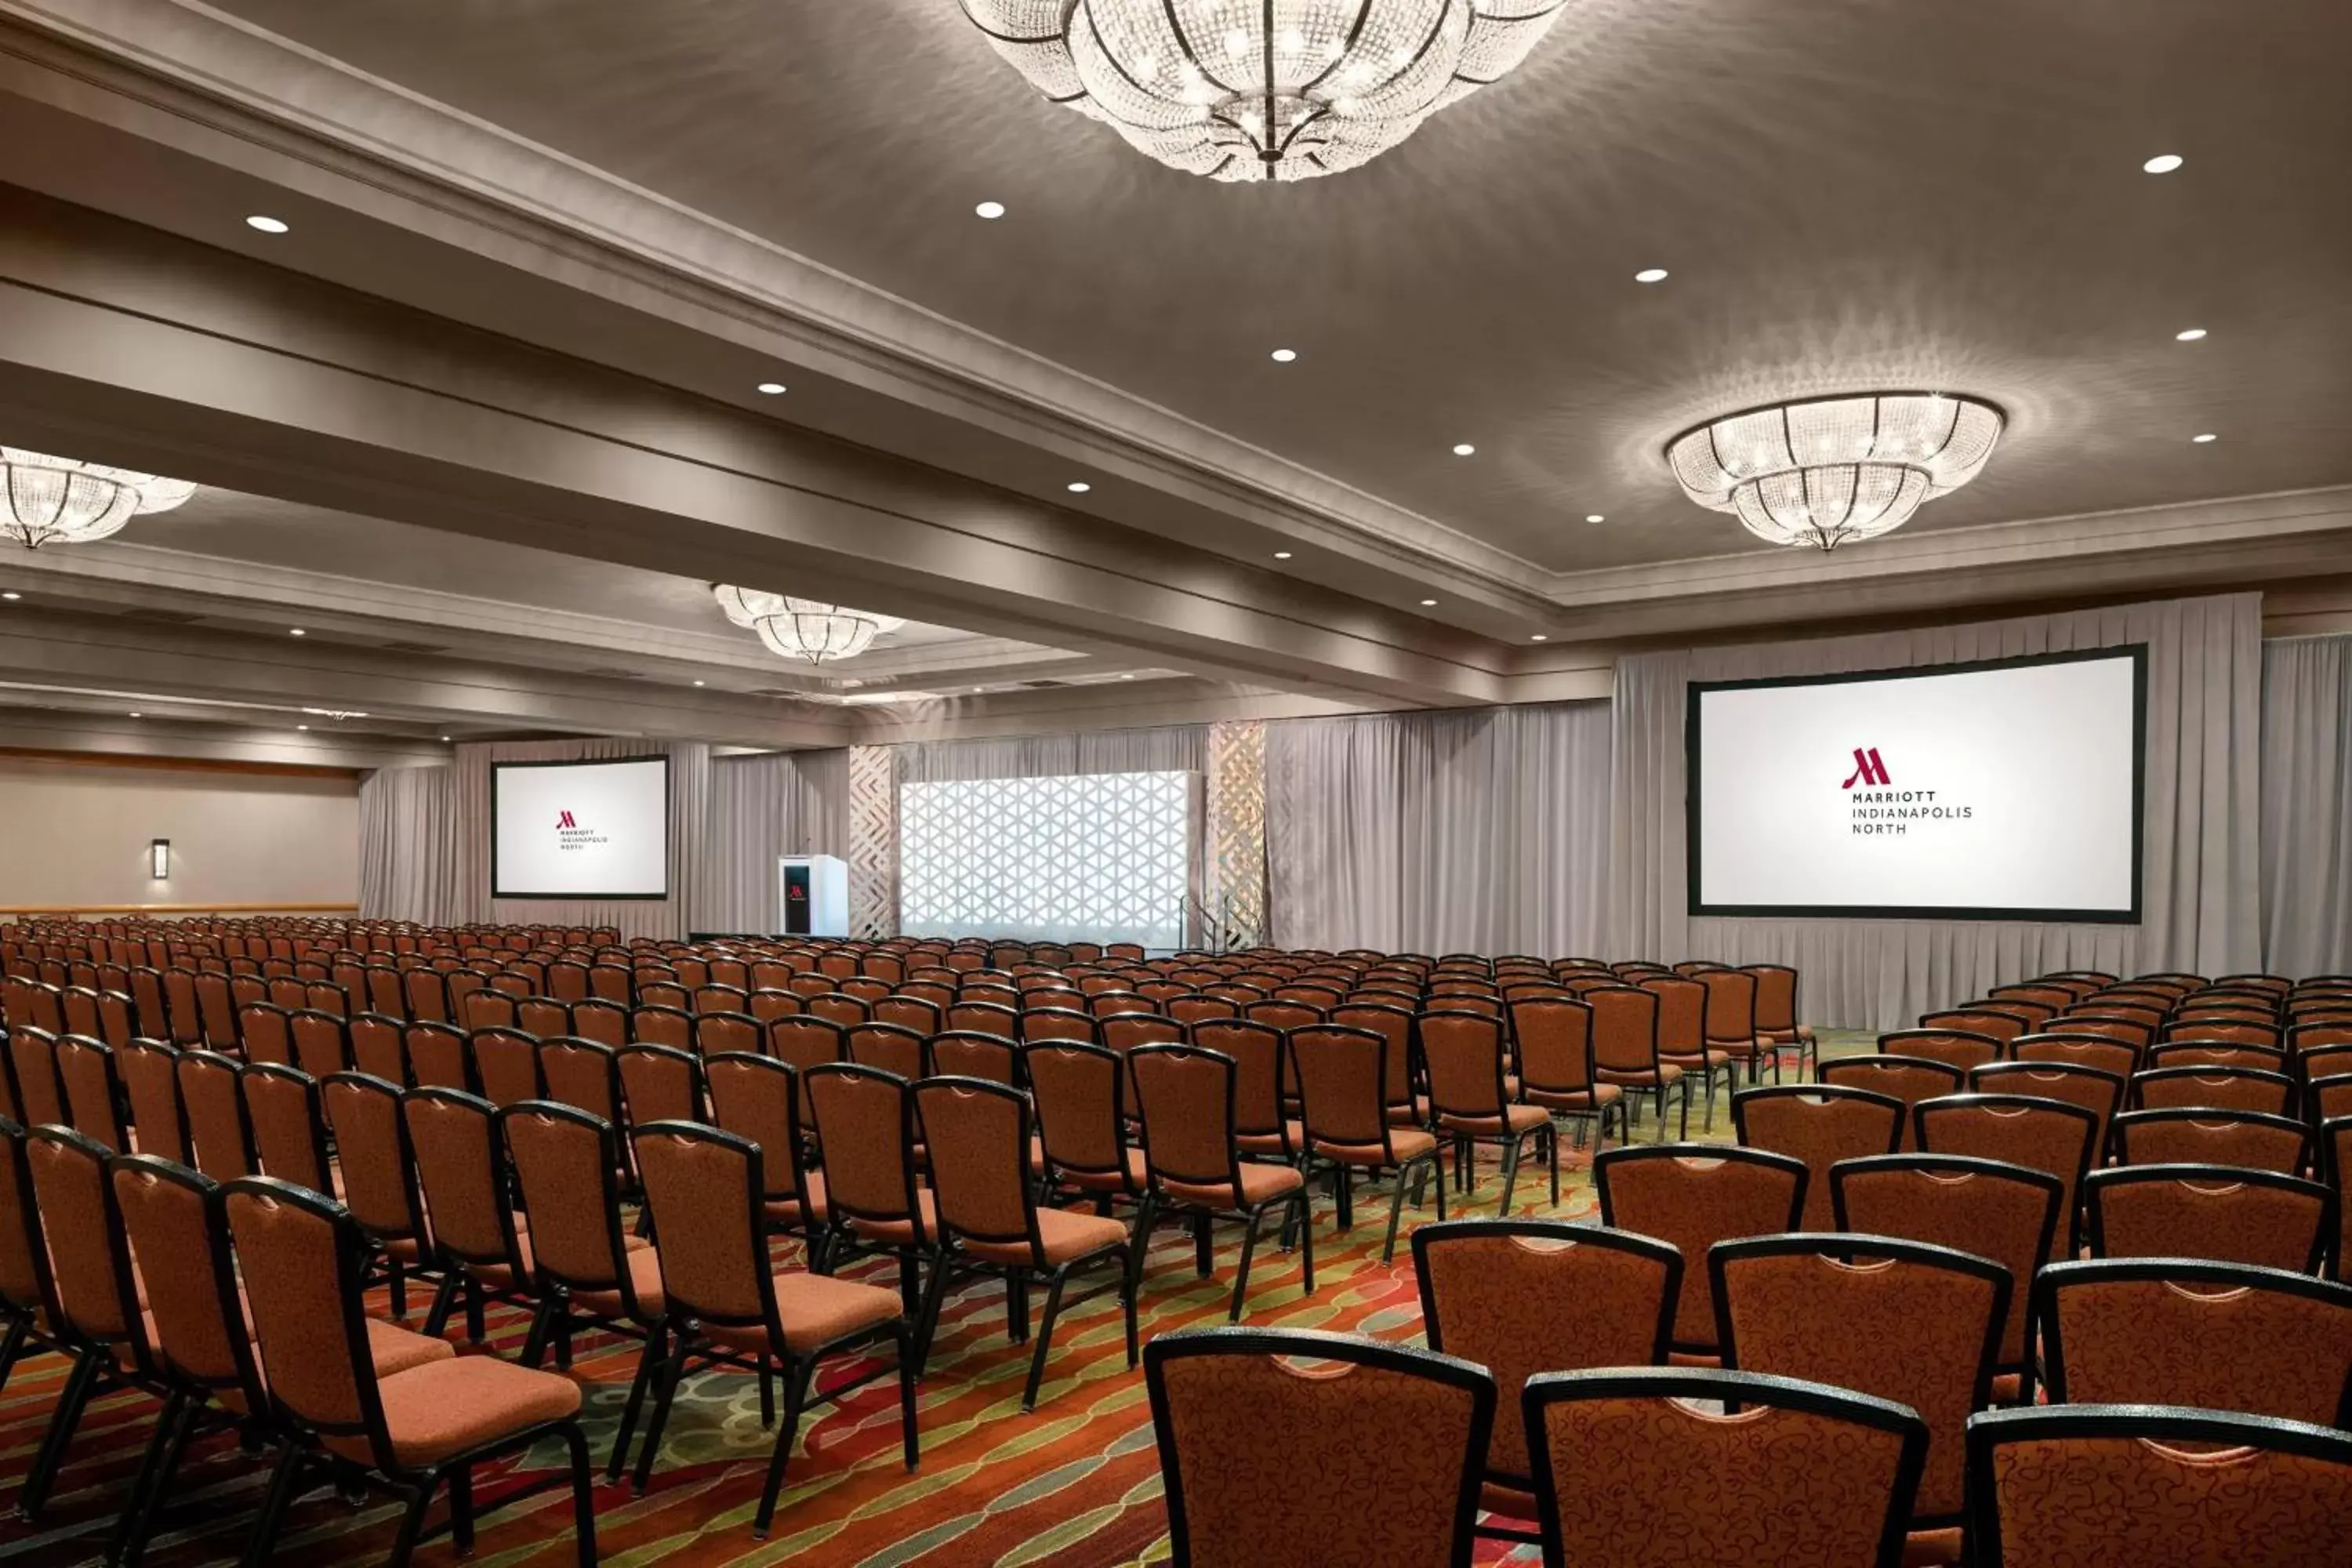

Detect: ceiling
187,0,2352,571
0,0,2349,764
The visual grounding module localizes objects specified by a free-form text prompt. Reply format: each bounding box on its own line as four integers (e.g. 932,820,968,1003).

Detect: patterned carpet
0,1043,1859,1566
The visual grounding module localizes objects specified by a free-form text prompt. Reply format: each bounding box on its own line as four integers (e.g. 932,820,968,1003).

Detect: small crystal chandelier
1666,393,2005,550
713,584,904,666
960,2,1568,183
2,448,196,549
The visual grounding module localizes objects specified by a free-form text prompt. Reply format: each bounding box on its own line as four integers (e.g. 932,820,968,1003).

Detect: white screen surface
492,757,670,898
1690,651,2143,920
898,771,1196,949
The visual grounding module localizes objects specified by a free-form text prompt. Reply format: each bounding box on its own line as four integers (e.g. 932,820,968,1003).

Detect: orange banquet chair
1592,1142,1805,1363
2083,1163,2332,1273
1730,1083,1904,1230
1817,1055,1965,1152
1913,1094,2098,1259
1145,1326,1496,1568
1291,1023,1446,1260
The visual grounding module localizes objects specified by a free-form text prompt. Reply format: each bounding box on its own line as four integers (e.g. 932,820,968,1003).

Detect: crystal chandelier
1666,393,2005,551
2,448,196,549
960,2,1568,183
713,584,904,666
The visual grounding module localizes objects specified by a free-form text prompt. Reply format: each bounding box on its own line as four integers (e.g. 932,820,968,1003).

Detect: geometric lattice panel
1205,719,1268,951
847,745,898,940
898,771,1195,949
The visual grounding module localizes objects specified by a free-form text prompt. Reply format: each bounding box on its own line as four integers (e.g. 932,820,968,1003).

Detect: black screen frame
489,754,673,902
1684,644,2148,924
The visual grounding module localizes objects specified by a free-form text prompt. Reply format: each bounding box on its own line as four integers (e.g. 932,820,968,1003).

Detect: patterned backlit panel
898,771,1194,949
847,745,898,939
1206,720,1267,950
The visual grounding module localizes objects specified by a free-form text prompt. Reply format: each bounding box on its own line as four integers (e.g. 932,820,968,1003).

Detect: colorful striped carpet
0,1046,1853,1566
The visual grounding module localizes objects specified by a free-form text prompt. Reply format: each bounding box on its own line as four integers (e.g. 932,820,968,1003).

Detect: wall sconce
151,838,170,880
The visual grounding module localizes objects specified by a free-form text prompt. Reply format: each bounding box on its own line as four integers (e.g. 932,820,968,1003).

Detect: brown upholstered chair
1913,1094,2098,1258
1642,975,1737,1132
6,1024,64,1127
571,996,629,1049
1187,1018,1298,1161
2132,1064,2297,1116
537,1034,625,1131
1588,984,1690,1142
631,1003,698,1050
55,1033,129,1151
2083,1163,2332,1272
1025,1040,1149,1205
844,1021,927,1079
627,1120,916,1530
1831,1153,2061,1401
2111,1106,2310,1175
243,1062,337,1197
1818,1055,1966,1152
241,1001,296,1066
321,1072,433,1316
468,1025,545,1107
1510,996,1622,1150
1743,964,1816,1076
1714,1234,2010,1554
2009,1030,2140,1080
347,1012,406,1084
1592,1143,1806,1362
1965,1403,2352,1568
1921,1007,2034,1047
1146,1327,1496,1568
403,1087,534,1344
1969,1060,2125,1157
1730,1083,1904,1229
2037,1256,2352,1429
1414,1219,1679,1541
704,1053,830,1261
117,1037,187,1165
1879,1028,2005,1073
177,1048,256,1181
1421,1009,1559,1214
1293,1023,1446,1259
803,1063,937,1316
288,1009,352,1079
618,1042,706,1128
1526,1367,1927,1568
913,1077,1139,1410
225,1176,597,1566
405,1022,473,1091
1131,1044,1316,1319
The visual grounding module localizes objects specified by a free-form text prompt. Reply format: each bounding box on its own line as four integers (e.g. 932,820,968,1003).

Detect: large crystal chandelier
1666,394,2005,551
713,584,904,666
960,2,1568,183
2,448,196,549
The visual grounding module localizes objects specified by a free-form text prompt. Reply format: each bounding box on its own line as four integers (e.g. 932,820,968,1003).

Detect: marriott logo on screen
554,809,608,850
1839,746,1973,836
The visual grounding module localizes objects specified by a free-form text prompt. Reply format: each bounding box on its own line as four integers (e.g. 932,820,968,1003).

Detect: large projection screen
898,771,1197,949
1688,647,2146,922
492,757,670,899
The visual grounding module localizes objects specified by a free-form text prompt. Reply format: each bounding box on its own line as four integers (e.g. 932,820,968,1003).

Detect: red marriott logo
556,811,578,829
1841,748,1892,789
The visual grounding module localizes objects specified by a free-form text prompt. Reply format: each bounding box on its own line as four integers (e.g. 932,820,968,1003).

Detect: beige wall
0,757,358,912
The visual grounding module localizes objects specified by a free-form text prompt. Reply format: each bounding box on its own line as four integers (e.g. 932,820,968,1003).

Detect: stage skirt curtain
448,738,712,943
357,764,462,927
694,749,849,935
891,725,1207,783
1609,592,2263,1029
2260,635,2352,977
1265,701,1612,957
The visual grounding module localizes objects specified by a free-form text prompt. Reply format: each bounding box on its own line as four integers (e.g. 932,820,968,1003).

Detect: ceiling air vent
380,641,448,655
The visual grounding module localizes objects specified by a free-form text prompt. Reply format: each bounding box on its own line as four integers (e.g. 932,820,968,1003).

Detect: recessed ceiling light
0,591,18,601
975,201,1006,220
692,680,706,687
1420,598,1438,606
245,215,289,234
756,381,787,395
2143,154,2184,174
2192,432,2217,443
1584,514,1605,524
1273,550,1293,560
1120,673,1135,681
129,712,142,719
1451,443,1475,456
1634,267,1669,284
1066,481,1091,493
2175,328,2207,342
440,735,452,742
296,724,310,731
1269,348,1298,363
288,627,306,637
1530,633,1549,641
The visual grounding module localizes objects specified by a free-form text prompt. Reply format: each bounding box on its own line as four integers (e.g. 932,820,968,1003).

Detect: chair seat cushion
365,1317,458,1378
570,1243,666,1322
1437,1102,1550,1135
1385,1094,1432,1126
706,1270,903,1355
1160,1160,1304,1210
764,1171,830,1227
850,1189,938,1247
1523,1083,1622,1110
1597,1063,1686,1087
1236,1120,1304,1156
962,1207,1129,1267
1314,1127,1439,1166
376,1354,583,1467
1058,1147,1148,1194
1658,1048,1733,1069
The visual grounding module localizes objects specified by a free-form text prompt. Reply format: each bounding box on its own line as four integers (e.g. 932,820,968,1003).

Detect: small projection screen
491,757,670,899
1686,647,2146,922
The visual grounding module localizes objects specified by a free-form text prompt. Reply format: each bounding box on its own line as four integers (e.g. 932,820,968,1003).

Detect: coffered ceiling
0,0,2349,761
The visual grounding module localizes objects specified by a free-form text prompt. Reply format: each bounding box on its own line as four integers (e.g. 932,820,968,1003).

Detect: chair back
704,1053,814,1207
243,1063,336,1195
804,1064,928,1240
537,1036,623,1125
572,998,629,1048
111,1156,259,1407
1968,1061,2125,1152
405,1022,472,1091
1639,975,1708,1056
1913,1094,2097,1258
1420,1010,1511,1122
633,1120,782,1332
692,1010,762,1058
2111,1107,2310,1175
915,1078,1044,1261
501,1102,641,1307
1878,1028,2005,1072
2084,1163,2332,1273
1131,1045,1243,1198
1729,1084,1904,1229
470,1026,545,1106
1414,1220,1678,1506
1025,1041,1133,1186
1292,1025,1403,1159
1146,1327,1495,1568
402,1087,524,1271
6,1025,64,1127
1817,1056,1966,1150
1714,1234,2009,1525
1965,1404,2352,1568
55,1034,128,1150
1592,1144,1806,1354
2132,1065,2296,1117
222,1177,391,1466
845,1022,927,1079
321,1073,426,1248
632,1004,695,1051
288,1010,352,1079
1512,998,1597,1098
619,1043,705,1126
27,1126,147,1368
2036,1258,2352,1427
929,1029,1020,1086
1921,1007,2032,1044
241,1003,295,1067
177,1048,255,1181
1697,968,1761,1055
118,1039,187,1164
1526,1367,1927,1568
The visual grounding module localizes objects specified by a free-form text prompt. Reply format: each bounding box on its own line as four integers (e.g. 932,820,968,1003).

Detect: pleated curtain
356,764,463,927
2259,635,2352,977
694,750,851,935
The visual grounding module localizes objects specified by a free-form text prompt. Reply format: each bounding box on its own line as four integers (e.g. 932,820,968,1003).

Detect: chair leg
895,1324,921,1471
1127,1194,1160,1298
1548,1123,1561,1205
1229,1208,1265,1322
110,1389,191,1568
630,1328,695,1496
1120,1249,1142,1368
423,1272,462,1340
1022,1268,1072,1411
607,1322,665,1482
752,1359,819,1538
1192,1212,1213,1279
563,1425,598,1566
521,1295,561,1370
759,1356,775,1428
1676,1079,1692,1139
1497,1134,1523,1217
913,1251,956,1374
0,1316,26,1400
388,1257,408,1319
1294,1191,1316,1295
16,1345,103,1522
448,1465,473,1556
1381,1170,1411,1263
463,1277,487,1344
385,1476,439,1568
238,1440,307,1568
